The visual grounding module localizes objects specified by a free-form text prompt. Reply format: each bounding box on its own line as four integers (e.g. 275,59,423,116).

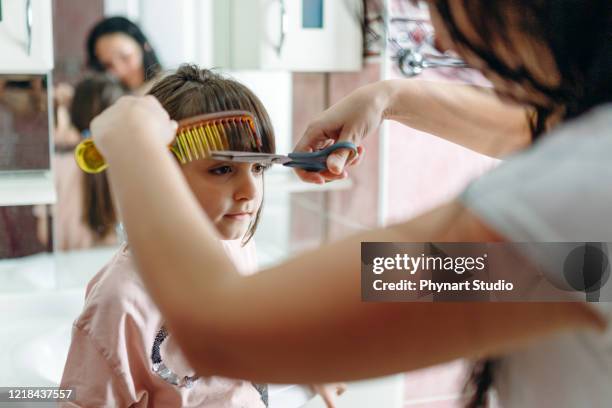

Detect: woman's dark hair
430,0,611,138
148,64,276,245
71,73,125,240
421,1,611,406
86,16,162,83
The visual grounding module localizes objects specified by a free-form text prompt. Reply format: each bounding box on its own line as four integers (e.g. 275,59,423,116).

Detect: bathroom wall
52,0,104,83
383,0,498,225
290,64,383,252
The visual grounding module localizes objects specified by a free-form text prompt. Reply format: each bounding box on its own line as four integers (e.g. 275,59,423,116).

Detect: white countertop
0,246,315,407
0,171,56,207
0,245,117,294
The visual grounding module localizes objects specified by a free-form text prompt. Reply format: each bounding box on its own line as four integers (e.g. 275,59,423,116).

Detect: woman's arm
294,79,532,184
94,96,602,384
382,79,532,157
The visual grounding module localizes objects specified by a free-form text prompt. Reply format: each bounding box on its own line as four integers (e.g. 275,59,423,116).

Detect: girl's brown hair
70,73,125,241
147,64,276,245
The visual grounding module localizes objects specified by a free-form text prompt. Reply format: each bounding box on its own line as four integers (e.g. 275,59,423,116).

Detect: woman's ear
144,42,152,51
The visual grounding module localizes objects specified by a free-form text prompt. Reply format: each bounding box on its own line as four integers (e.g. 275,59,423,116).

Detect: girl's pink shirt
60,239,265,407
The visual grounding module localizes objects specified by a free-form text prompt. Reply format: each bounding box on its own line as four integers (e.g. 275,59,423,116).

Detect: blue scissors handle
285,141,358,172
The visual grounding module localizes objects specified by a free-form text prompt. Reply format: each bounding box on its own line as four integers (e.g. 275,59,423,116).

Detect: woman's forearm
161,200,603,383
381,79,532,157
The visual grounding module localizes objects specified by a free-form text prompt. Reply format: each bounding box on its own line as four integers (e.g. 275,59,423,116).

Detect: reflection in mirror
0,205,47,259
41,74,124,252
0,74,50,171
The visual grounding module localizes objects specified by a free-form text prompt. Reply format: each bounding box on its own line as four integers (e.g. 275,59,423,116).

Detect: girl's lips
224,212,252,221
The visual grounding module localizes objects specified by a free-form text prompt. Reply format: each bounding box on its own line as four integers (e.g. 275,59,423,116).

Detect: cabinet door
0,0,53,73
279,0,363,71
228,0,362,71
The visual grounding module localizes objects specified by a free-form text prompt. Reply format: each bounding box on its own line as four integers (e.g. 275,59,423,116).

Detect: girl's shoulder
75,243,162,343
83,243,138,298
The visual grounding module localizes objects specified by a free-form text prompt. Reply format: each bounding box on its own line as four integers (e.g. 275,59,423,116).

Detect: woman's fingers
293,169,346,184
326,148,352,175
319,387,337,408
349,145,365,167
335,383,347,396
294,169,326,184
326,142,365,176
293,81,389,183
54,82,74,107
310,383,347,408
294,130,364,183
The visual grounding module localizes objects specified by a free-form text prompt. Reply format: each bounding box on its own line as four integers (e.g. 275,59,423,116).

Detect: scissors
210,141,358,172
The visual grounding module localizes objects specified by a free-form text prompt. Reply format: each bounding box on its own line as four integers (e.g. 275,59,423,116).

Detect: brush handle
74,139,108,174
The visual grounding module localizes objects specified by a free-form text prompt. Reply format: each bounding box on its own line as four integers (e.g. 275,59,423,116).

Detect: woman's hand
54,82,74,108
90,95,177,158
310,383,347,408
293,81,393,184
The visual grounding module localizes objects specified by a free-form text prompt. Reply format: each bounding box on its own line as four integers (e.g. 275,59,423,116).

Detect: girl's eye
209,165,233,176
253,163,270,174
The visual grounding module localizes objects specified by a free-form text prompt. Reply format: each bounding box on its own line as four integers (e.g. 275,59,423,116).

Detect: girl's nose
234,171,258,202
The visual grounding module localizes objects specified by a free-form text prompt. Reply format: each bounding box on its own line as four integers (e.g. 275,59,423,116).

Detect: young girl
60,65,342,407
36,74,123,250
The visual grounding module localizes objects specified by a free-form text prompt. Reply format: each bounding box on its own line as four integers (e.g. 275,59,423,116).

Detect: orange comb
74,110,263,174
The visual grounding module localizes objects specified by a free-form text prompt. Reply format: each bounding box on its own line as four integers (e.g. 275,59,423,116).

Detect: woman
45,17,161,249
52,15,161,171
89,1,611,406
86,16,162,93
54,16,160,145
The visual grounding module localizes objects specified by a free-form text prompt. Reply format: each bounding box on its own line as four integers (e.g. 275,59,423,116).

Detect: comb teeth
172,111,263,164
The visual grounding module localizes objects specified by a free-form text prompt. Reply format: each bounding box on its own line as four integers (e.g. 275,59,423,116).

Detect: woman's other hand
293,81,393,184
54,82,74,108
310,383,347,408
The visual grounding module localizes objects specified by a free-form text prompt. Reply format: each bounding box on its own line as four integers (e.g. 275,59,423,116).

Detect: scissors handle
285,141,358,172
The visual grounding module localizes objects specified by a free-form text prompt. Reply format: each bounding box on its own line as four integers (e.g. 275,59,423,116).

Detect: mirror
0,74,51,171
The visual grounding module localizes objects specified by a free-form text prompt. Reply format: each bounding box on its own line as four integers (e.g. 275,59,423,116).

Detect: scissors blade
210,150,291,165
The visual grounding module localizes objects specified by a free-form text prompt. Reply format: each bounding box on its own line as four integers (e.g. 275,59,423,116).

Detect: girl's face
95,33,145,90
181,159,267,240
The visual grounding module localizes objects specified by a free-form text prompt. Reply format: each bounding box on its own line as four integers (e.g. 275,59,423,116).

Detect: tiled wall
52,0,104,83
290,63,382,252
